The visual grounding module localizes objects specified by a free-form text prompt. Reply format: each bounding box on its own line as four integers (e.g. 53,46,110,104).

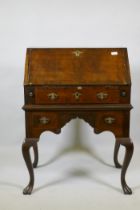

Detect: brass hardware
29,91,33,97
104,117,116,124
39,117,50,125
73,92,82,100
77,86,83,90
121,91,127,97
97,92,108,100
48,92,58,100
72,50,83,57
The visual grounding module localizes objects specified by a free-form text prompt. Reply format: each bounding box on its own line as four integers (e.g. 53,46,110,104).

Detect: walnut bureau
22,48,134,195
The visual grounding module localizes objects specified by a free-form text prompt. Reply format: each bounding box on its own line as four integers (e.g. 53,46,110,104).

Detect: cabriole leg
22,138,37,195
33,143,39,168
117,138,134,194
114,141,122,168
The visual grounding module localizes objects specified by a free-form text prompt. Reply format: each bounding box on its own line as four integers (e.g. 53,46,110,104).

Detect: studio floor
0,136,140,210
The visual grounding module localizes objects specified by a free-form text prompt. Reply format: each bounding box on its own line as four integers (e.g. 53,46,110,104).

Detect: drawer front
26,111,60,138
95,110,129,137
24,85,130,105
32,86,130,104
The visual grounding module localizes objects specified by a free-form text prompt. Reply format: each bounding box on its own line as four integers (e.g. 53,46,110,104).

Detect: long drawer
25,85,130,105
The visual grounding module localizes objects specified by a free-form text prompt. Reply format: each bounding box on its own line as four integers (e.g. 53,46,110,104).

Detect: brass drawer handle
97,92,108,100
104,117,116,124
73,92,82,100
72,50,83,57
48,92,58,100
39,117,50,125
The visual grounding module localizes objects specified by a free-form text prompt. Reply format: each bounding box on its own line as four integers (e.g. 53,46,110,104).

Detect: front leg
22,138,37,195
33,143,39,168
117,138,134,194
114,141,122,168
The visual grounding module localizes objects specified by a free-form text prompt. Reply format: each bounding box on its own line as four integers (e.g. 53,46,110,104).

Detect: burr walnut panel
24,48,131,85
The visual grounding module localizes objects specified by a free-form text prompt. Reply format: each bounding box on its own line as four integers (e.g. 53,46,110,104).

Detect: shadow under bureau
22,48,134,194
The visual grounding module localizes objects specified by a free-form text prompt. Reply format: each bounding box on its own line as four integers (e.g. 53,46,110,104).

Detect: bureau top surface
24,48,131,86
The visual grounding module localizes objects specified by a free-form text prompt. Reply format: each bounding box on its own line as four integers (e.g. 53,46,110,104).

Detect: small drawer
32,112,58,128
26,111,60,138
95,111,128,137
32,86,130,105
